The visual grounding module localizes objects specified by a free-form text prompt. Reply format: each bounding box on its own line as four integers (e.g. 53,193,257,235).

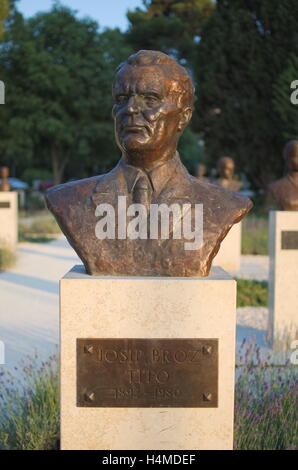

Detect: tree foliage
127,0,214,65
0,0,9,38
0,5,132,183
273,54,298,142
197,0,298,188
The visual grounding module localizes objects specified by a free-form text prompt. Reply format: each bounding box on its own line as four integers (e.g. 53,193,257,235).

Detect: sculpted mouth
123,126,146,133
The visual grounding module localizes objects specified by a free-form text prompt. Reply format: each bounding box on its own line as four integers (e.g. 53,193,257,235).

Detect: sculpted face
112,65,191,166
218,158,235,180
285,142,298,172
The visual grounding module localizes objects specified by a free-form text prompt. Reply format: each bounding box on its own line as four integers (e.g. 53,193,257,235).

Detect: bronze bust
0,167,10,191
45,50,252,277
215,157,242,192
268,140,298,211
195,164,208,182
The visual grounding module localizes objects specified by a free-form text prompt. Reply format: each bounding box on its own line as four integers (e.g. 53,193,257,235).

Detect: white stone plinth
60,266,236,450
268,211,298,348
0,192,18,248
213,222,241,272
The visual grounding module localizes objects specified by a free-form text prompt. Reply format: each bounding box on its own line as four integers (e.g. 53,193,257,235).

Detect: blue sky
18,0,144,31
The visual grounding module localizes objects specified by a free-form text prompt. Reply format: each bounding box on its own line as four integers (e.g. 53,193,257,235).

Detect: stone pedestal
60,265,236,450
213,222,241,272
0,192,18,249
268,211,298,348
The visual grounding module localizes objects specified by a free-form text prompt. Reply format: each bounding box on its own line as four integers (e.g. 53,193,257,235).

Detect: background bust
268,140,298,211
45,50,252,277
215,157,242,192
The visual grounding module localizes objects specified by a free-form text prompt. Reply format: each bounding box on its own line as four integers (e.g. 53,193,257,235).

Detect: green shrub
25,191,47,211
19,217,61,243
22,169,53,187
0,243,16,271
0,354,59,450
237,279,268,307
242,215,268,255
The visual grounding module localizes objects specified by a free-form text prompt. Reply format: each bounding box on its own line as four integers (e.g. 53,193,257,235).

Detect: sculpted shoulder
188,175,253,225
268,177,287,195
45,175,101,216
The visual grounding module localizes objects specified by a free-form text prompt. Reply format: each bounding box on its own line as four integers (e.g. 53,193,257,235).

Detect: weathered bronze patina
0,167,10,192
77,338,218,408
268,140,298,211
281,231,298,250
215,157,242,192
45,50,252,277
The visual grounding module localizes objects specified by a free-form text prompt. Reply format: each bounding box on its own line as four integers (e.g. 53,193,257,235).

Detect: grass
0,349,297,450
0,242,16,271
0,353,59,450
19,216,61,243
242,215,268,255
237,279,268,307
234,341,298,450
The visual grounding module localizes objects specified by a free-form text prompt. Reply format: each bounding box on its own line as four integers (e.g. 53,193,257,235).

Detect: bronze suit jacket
45,154,252,276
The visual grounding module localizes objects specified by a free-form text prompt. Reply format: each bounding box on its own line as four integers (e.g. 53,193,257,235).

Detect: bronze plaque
281,231,298,250
0,201,10,209
77,338,218,408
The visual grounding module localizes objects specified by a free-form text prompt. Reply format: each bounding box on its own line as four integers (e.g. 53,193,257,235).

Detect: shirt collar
118,151,180,195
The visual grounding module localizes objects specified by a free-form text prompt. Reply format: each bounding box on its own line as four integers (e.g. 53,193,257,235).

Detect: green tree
0,0,9,38
127,0,214,65
197,0,298,188
273,54,298,141
0,5,132,183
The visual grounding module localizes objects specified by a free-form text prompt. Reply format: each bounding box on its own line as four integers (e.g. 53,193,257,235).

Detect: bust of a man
195,164,208,182
46,50,252,277
268,140,298,211
215,157,242,192
0,167,10,192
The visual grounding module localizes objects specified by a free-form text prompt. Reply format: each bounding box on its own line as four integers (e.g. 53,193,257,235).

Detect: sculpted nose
126,96,140,115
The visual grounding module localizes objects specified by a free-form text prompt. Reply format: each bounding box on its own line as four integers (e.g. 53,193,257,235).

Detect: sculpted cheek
143,109,162,122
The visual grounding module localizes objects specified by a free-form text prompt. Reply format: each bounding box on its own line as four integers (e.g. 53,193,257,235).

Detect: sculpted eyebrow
140,90,162,98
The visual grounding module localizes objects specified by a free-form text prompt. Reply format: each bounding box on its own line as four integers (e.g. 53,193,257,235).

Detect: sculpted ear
178,107,192,132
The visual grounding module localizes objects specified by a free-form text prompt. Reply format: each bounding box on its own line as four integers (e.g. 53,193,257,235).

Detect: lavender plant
235,340,298,450
0,352,59,450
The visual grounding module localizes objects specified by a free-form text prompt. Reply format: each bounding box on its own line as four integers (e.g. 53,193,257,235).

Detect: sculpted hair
114,50,195,110
218,157,235,169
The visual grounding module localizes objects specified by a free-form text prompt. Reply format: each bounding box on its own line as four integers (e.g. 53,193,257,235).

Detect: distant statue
268,140,298,211
195,164,208,182
216,157,242,192
0,167,10,191
45,50,252,277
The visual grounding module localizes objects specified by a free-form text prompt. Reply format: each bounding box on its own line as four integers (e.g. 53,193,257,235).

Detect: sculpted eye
116,95,128,105
144,95,160,106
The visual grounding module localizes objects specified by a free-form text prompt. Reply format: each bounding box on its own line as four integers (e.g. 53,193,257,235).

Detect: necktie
133,174,151,215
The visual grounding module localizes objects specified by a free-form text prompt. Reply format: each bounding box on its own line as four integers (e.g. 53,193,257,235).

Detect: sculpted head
112,50,194,168
217,157,235,180
283,140,298,173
